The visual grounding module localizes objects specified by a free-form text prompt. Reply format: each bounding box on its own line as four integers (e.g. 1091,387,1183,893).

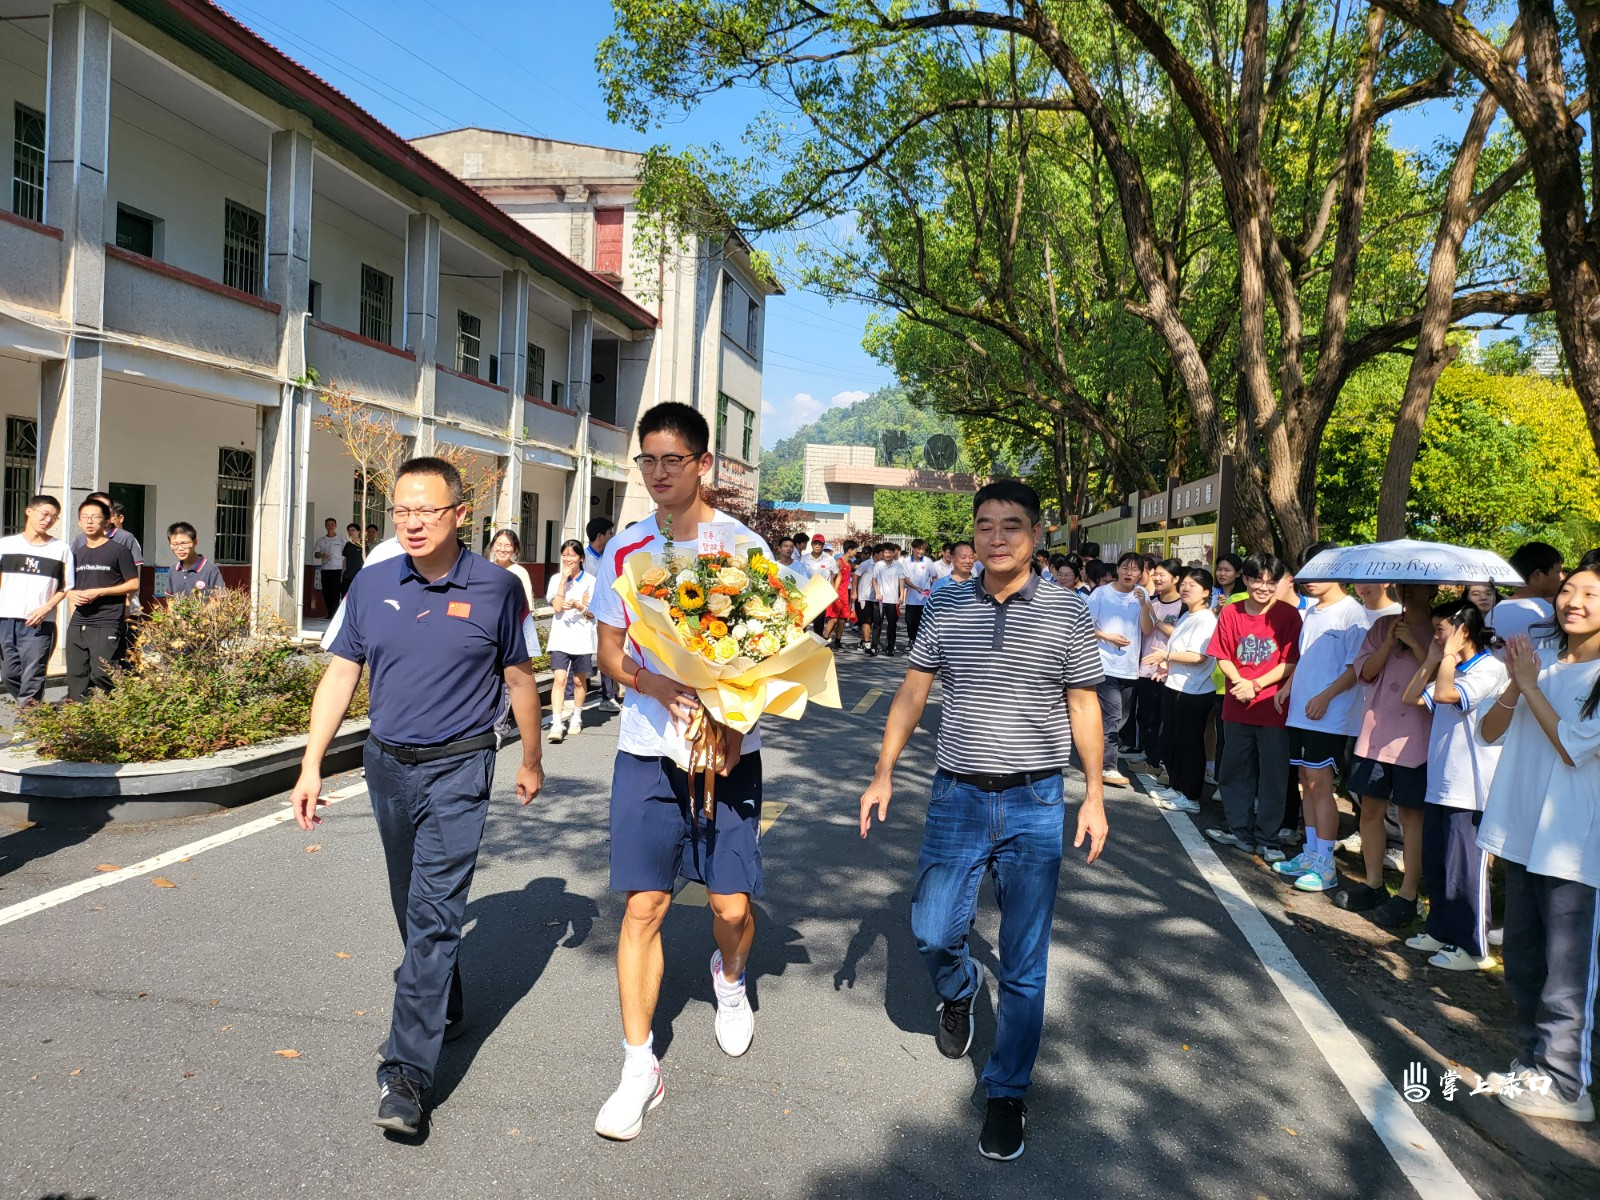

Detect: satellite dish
924,434,958,470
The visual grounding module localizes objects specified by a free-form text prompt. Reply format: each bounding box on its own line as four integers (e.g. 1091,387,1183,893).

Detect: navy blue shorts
1348,755,1427,809
609,750,764,896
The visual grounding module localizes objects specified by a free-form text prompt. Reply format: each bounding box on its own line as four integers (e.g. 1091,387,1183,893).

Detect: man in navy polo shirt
291,456,544,1138
164,522,225,598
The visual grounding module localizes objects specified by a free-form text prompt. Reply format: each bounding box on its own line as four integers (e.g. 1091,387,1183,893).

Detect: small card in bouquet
697,521,738,557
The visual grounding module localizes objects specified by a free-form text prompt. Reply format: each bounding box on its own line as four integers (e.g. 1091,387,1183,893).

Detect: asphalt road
0,650,1539,1199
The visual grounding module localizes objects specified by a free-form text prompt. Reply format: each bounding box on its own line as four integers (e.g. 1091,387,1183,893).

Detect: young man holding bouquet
591,401,772,1141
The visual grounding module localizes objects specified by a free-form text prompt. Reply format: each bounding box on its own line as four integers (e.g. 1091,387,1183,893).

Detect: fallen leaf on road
305,844,322,854
136,992,148,998
1281,1126,1298,1136
210,999,219,1006
69,1068,82,1076
179,857,191,863
335,951,353,959
95,864,120,872
220,1026,233,1032
184,1072,196,1079
354,1010,366,1016
274,1049,300,1059
152,877,177,889
1412,1141,1425,1150
508,1128,519,1136
1182,1044,1190,1051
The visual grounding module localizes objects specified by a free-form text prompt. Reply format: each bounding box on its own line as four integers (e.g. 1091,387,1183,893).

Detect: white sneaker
1203,771,1219,787
548,715,566,743
1499,1084,1595,1123
1384,847,1405,873
1429,945,1495,972
710,950,754,1057
1338,832,1363,854
1483,1059,1535,1092
594,1056,665,1140
566,711,582,736
1102,771,1132,789
1405,932,1447,953
1488,927,1504,946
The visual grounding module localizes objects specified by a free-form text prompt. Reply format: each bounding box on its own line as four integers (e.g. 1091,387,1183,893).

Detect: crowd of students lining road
0,491,228,708
838,532,1598,1127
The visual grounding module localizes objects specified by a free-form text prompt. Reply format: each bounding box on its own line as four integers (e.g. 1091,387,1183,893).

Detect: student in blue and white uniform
1399,602,1507,970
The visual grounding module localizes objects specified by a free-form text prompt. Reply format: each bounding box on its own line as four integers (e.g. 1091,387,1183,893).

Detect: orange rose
705,619,729,638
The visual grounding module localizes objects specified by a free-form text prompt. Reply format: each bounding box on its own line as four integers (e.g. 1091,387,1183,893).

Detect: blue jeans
911,770,1065,1098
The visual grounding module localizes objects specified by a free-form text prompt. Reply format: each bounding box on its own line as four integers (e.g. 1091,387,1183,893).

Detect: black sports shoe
935,965,982,1058
979,1097,1027,1161
1335,881,1386,913
374,1075,424,1135
1370,894,1419,930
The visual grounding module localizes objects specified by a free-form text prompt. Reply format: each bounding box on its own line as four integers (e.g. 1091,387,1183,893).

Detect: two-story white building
408,130,779,527
0,0,662,627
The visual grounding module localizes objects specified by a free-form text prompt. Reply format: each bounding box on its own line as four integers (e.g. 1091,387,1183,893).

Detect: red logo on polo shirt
447,601,472,619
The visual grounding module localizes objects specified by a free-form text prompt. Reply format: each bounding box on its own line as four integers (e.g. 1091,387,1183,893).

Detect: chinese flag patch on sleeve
447,601,472,619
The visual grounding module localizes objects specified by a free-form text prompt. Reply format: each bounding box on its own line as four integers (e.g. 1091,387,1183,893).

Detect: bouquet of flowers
614,518,840,794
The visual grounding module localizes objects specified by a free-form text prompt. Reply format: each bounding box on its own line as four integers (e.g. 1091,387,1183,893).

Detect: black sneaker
935,965,983,1058
374,1075,424,1135
1370,894,1419,930
1335,881,1386,913
979,1097,1027,1161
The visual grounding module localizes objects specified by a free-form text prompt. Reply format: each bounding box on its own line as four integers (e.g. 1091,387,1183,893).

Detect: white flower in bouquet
676,568,698,586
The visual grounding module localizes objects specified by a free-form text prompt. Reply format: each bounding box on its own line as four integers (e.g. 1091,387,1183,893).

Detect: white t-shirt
902,556,936,605
1287,595,1367,735
854,560,878,601
870,560,907,603
0,535,73,620
546,569,598,656
313,535,344,572
1422,651,1508,810
592,511,770,758
1359,602,1401,628
1088,585,1145,680
801,551,838,581
931,559,954,580
1478,650,1600,885
1162,608,1219,694
320,536,406,649
1491,597,1556,645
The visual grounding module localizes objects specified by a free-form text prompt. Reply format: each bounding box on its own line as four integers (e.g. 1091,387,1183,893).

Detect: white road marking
1161,811,1479,1200
851,688,883,715
0,784,368,929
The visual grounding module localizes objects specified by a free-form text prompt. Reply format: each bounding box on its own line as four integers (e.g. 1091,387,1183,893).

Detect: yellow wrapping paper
613,546,841,745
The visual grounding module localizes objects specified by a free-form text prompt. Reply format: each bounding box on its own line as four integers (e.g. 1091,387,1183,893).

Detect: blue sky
214,0,895,448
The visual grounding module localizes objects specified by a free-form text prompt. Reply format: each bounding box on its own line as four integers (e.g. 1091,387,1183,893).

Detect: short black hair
1158,557,1183,576
87,491,111,506
638,401,710,456
912,539,928,551
1116,551,1143,568
1049,553,1072,570
395,456,463,504
167,521,197,540
1300,541,1338,569
110,501,126,518
1087,560,1115,585
347,523,360,532
586,516,615,541
1183,565,1215,593
843,539,858,552
491,528,522,556
1217,552,1245,574
26,494,60,512
973,478,1041,525
79,498,109,519
1241,552,1287,582
1078,541,1101,559
366,524,379,534
325,516,338,526
1510,540,1563,579
953,541,973,553
779,534,796,546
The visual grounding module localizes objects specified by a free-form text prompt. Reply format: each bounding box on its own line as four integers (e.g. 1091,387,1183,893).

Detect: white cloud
761,389,869,445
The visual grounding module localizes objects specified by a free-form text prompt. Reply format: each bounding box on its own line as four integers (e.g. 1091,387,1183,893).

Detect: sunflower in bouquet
615,518,840,808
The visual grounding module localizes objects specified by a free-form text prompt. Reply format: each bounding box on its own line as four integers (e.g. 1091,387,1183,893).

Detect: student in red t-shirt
1204,553,1303,861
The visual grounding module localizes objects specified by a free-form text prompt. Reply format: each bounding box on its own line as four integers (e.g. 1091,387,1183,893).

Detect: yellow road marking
852,688,884,715
673,802,790,907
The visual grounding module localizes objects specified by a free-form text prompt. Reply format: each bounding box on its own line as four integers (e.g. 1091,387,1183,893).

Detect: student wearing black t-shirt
341,523,364,589
65,498,139,700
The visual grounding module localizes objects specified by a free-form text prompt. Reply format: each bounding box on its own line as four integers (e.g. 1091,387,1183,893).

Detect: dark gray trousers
1218,720,1292,847
0,618,55,702
1502,861,1600,1104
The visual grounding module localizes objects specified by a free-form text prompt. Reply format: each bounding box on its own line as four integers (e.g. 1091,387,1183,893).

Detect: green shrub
19,590,368,763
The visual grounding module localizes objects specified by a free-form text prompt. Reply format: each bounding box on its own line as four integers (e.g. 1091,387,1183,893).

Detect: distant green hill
759,388,965,503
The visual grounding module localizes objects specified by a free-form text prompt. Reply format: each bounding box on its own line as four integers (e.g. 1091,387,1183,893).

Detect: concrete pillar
255,128,316,628
38,1,112,510
565,307,594,541
496,269,530,532
405,211,441,452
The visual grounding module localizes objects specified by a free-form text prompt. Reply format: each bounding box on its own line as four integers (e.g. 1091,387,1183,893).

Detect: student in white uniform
1493,541,1564,646
546,539,597,742
1397,602,1506,970
1475,566,1600,1123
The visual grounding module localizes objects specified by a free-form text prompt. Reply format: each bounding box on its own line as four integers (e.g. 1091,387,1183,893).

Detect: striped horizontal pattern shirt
908,573,1104,773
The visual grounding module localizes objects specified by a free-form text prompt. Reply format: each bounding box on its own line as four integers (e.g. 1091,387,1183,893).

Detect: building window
594,207,624,275
353,470,385,536
519,491,538,560
716,393,730,453
526,344,545,400
741,405,754,462
746,298,759,355
359,265,393,344
456,310,481,375
12,104,45,224
3,417,37,536
223,200,264,295
551,380,565,407
214,448,255,564
721,274,738,334
116,205,157,257
489,354,500,386
307,280,322,320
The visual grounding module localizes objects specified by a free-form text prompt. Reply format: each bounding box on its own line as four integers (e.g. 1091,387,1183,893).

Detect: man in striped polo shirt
858,479,1108,1163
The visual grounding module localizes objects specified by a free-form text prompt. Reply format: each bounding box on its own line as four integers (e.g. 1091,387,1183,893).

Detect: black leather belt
940,768,1057,792
370,731,499,764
